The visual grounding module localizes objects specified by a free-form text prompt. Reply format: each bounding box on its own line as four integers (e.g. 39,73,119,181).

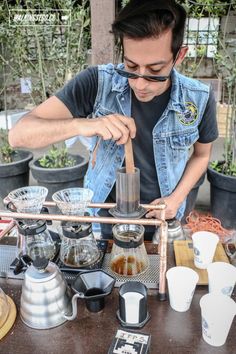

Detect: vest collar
168,69,185,112
111,63,129,93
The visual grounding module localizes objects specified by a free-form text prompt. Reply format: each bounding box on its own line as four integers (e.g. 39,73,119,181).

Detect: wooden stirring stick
124,137,135,173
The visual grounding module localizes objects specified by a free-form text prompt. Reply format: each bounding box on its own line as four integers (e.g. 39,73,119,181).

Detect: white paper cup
166,266,199,312
207,262,236,296
200,293,236,346
192,231,219,269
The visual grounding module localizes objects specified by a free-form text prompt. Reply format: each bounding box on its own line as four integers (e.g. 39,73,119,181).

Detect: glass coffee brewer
7,186,56,261
110,224,149,276
109,167,149,277
52,188,101,268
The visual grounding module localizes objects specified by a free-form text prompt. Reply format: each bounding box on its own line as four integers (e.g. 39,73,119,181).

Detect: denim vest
84,63,209,220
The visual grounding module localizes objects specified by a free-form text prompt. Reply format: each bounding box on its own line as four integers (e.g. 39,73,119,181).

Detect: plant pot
29,154,89,200
207,165,236,229
0,150,33,200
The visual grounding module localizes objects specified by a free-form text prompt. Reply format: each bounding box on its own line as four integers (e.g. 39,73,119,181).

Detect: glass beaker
17,220,56,261
110,224,149,276
59,222,100,267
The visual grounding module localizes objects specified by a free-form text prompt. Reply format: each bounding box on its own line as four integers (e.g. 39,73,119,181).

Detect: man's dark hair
112,0,187,58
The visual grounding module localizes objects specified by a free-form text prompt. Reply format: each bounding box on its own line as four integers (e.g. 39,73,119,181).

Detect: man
9,0,218,240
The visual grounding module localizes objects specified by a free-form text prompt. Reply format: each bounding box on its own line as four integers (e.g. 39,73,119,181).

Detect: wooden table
0,247,235,354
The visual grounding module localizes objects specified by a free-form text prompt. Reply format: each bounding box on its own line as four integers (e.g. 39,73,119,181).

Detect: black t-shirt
56,66,218,237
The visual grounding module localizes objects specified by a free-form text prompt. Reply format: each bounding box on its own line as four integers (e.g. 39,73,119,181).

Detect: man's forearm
171,151,210,206
9,114,82,149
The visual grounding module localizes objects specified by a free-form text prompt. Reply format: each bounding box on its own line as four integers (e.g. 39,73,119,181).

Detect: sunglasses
115,52,180,82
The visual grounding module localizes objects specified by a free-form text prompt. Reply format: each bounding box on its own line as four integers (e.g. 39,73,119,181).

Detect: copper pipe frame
45,201,167,210
3,197,166,210
0,201,168,299
0,219,16,240
158,221,168,301
0,211,163,226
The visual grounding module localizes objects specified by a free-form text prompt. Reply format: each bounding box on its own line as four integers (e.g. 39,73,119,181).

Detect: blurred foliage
0,0,91,105
38,143,76,168
0,128,15,163
180,0,236,176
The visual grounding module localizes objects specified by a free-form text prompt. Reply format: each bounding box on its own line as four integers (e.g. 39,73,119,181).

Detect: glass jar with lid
59,221,100,267
110,224,149,276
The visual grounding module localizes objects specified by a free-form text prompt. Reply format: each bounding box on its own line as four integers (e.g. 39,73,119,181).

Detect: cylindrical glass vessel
110,224,149,276
17,220,56,261
59,222,100,267
116,167,140,215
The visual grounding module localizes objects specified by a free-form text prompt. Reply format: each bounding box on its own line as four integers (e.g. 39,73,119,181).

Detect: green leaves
0,129,15,164
38,144,76,168
210,158,236,177
0,0,91,105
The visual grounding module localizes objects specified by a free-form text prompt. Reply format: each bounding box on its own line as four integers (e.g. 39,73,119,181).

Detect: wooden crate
217,103,232,138
174,240,229,285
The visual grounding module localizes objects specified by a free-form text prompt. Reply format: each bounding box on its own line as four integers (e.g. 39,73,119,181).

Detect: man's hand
145,195,181,220
80,113,136,145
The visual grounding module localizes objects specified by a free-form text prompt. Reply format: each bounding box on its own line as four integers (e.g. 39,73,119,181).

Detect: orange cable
185,211,233,242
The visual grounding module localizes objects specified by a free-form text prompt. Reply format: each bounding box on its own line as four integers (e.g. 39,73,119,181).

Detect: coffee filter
52,188,93,215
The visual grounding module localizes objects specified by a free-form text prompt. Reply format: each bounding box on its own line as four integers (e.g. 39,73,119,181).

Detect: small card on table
108,329,151,354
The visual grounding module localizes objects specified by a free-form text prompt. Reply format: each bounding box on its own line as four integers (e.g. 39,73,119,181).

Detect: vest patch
177,102,198,125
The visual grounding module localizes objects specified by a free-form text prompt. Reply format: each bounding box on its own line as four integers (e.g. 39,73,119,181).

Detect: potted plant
0,128,33,200
29,143,89,200
206,5,236,228
207,103,236,228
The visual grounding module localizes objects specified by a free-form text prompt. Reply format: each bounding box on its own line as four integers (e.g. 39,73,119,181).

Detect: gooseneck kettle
19,256,72,329
18,256,115,329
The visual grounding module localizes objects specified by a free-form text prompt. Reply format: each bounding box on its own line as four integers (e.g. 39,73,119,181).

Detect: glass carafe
59,222,100,267
110,224,149,276
17,220,56,261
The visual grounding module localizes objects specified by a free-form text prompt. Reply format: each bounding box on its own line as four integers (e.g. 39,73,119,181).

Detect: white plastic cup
192,231,219,269
200,293,236,346
166,266,199,312
207,262,236,296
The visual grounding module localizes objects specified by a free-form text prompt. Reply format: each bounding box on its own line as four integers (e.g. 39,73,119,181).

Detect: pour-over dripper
7,186,48,214
71,270,116,312
52,188,93,215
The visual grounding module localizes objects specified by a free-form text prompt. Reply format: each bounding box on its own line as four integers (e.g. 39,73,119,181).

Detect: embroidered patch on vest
177,102,198,125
